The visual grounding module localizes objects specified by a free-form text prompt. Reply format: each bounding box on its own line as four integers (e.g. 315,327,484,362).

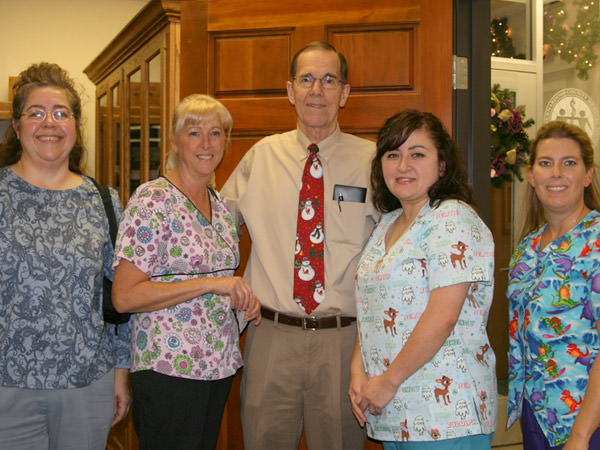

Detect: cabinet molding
84,1,181,85
85,0,180,204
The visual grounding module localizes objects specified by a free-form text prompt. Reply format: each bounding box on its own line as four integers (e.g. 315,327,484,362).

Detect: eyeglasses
294,74,342,90
21,107,74,123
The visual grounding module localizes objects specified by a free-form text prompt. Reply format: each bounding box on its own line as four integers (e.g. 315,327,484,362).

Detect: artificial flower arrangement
490,83,534,189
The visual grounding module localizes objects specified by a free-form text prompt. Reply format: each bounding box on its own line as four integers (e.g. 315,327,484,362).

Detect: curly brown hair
371,110,474,213
1,62,85,173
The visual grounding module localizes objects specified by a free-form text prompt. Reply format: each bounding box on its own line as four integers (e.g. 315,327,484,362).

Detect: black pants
131,370,234,450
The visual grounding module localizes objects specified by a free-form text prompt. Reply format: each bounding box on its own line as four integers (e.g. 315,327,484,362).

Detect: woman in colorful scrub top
112,94,261,450
349,110,497,450
507,121,600,450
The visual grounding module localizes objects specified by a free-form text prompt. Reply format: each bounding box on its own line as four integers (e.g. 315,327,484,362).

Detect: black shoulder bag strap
88,177,130,330
89,178,118,245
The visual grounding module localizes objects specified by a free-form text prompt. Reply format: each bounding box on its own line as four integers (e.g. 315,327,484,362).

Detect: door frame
454,0,491,224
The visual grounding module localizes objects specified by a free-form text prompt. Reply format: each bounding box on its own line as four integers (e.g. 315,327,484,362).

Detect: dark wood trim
454,0,491,224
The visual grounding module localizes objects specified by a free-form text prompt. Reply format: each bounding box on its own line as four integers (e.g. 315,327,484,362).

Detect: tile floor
492,394,523,449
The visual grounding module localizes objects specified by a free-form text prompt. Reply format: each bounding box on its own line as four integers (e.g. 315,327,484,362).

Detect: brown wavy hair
520,120,600,239
1,62,85,173
371,110,474,213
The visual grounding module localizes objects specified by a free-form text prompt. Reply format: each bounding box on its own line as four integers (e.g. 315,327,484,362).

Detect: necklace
541,206,590,249
163,175,212,223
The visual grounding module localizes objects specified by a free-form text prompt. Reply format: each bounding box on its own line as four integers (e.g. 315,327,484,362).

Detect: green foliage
490,84,534,189
544,0,600,80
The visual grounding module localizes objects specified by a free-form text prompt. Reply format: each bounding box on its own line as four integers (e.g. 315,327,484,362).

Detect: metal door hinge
453,55,469,90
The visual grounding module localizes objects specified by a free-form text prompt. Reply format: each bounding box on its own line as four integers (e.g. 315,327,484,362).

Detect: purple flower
190,345,204,360
500,99,512,110
492,156,505,176
508,109,523,133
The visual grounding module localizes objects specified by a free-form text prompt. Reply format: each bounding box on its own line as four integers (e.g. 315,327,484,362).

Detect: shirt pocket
327,198,370,249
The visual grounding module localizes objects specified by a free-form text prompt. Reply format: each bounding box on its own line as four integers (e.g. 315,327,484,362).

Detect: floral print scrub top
114,177,243,380
507,210,600,446
355,200,497,442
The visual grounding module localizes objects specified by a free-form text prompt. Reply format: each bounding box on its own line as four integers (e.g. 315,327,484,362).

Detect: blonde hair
167,94,233,172
520,120,600,239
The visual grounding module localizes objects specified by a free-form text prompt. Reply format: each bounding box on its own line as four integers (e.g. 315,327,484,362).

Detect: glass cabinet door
148,52,162,181
127,69,142,197
87,8,179,207
110,84,121,190
97,94,108,182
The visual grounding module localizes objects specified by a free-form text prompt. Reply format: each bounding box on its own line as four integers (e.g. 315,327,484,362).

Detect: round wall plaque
543,88,599,147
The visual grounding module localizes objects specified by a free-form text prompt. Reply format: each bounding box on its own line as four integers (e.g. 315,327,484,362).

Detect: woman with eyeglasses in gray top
0,62,131,449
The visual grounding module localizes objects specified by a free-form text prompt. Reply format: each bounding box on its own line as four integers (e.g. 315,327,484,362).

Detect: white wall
0,0,148,175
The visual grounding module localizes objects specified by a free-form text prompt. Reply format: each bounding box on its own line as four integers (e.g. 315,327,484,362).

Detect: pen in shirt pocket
332,184,367,212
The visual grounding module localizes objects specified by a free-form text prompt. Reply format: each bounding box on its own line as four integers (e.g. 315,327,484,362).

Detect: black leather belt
260,307,355,330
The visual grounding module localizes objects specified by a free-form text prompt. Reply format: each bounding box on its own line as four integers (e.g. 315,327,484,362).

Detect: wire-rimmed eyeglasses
21,107,74,123
294,74,342,90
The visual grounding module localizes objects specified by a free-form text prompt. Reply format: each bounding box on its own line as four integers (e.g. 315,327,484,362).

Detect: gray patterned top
0,167,131,389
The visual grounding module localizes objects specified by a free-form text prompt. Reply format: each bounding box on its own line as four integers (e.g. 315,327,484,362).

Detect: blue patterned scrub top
114,177,243,380
355,200,497,442
507,210,600,446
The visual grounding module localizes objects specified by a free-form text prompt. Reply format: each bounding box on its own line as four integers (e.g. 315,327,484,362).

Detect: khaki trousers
241,317,365,450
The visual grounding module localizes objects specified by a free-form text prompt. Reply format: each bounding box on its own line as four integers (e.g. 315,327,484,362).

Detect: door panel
182,0,454,137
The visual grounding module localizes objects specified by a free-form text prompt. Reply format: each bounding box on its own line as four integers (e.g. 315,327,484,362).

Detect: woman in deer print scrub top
349,110,497,449
507,121,600,450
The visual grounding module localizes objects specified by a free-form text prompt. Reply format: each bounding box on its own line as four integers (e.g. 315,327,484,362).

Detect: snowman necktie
293,143,325,315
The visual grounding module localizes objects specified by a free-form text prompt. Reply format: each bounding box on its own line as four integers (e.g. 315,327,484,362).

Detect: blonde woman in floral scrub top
112,95,261,450
349,110,497,449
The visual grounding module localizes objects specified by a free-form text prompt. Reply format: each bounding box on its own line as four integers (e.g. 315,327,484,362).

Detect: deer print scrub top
355,200,497,442
506,210,600,447
114,178,243,381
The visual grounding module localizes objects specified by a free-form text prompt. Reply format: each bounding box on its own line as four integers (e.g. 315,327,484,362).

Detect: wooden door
175,1,455,449
181,1,454,157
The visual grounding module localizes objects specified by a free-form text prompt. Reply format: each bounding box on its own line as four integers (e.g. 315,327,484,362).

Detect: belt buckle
302,316,318,331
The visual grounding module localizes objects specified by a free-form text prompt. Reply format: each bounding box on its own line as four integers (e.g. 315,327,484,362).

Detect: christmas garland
544,0,600,80
490,84,534,189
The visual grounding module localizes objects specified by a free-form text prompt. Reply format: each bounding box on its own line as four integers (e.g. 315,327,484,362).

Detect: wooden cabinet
84,0,180,203
87,1,454,448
